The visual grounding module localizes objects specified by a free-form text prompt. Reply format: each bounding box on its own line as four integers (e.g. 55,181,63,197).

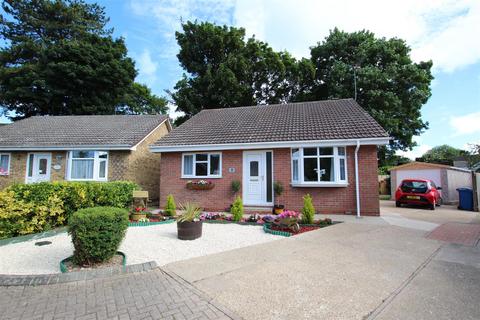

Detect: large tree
0,0,163,119
418,145,467,165
170,21,314,125
117,83,168,115
308,28,433,158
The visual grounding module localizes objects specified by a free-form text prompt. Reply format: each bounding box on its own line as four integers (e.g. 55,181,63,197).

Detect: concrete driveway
165,202,480,320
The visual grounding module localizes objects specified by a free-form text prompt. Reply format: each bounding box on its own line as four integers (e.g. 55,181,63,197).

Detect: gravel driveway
0,223,280,275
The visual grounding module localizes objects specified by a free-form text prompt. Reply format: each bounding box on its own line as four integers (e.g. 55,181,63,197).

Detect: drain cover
35,241,52,246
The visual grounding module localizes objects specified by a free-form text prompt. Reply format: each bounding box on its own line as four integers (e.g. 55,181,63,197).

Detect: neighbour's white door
243,151,266,205
26,153,52,183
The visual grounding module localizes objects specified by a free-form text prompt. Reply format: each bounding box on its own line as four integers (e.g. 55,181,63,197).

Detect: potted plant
273,181,284,214
130,206,147,221
177,203,203,240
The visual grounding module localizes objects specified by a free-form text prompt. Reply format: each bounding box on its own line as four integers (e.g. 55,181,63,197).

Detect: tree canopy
0,0,165,119
308,28,433,155
418,145,467,165
169,21,314,125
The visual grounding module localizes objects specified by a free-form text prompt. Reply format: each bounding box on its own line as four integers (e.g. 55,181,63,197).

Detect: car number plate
406,196,420,200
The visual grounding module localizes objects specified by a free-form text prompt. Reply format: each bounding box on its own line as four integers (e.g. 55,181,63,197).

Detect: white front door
243,151,267,205
26,153,52,183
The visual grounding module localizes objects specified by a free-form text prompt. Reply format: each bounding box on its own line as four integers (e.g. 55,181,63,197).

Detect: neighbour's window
68,151,108,181
291,147,347,185
0,153,10,175
182,153,221,178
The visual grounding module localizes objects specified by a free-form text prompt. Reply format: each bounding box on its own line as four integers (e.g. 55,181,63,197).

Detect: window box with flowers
186,180,215,190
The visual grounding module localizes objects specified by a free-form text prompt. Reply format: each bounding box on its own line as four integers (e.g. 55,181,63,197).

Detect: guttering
0,144,133,151
150,137,391,153
354,140,361,218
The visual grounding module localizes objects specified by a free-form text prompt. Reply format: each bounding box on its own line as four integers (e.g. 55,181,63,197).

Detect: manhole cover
35,241,52,246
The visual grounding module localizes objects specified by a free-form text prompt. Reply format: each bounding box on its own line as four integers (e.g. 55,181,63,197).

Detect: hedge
68,207,129,265
0,181,138,239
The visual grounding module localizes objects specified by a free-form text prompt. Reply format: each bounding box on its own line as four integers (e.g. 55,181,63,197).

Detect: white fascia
149,137,391,153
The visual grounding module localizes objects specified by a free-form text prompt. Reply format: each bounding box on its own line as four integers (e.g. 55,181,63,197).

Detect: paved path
0,268,237,320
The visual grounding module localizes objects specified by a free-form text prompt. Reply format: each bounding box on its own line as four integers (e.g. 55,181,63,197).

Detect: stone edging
0,261,157,287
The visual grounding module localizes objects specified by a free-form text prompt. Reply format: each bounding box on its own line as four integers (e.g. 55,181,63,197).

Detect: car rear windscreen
401,181,428,193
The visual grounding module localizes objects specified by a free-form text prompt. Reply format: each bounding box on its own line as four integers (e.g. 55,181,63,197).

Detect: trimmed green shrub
68,207,129,265
1,181,138,239
0,191,64,239
231,180,241,194
231,196,244,222
301,194,315,224
164,194,176,216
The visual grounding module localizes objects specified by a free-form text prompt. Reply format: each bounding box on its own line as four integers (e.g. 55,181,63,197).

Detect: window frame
291,147,348,186
181,152,222,178
67,150,109,181
0,153,11,176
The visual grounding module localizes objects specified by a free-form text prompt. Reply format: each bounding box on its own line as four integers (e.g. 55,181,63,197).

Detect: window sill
181,176,223,179
291,182,349,188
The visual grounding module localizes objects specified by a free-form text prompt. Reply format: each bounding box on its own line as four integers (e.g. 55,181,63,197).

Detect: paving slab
375,244,480,320
165,223,443,320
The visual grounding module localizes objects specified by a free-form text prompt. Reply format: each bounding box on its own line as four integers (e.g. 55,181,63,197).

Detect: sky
2,0,480,159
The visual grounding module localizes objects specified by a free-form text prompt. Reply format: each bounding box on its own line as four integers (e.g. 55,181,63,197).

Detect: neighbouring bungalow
0,115,171,199
151,99,390,216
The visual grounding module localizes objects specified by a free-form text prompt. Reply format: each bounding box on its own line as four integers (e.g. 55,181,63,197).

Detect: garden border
0,227,67,247
128,219,175,227
59,251,126,273
0,261,157,287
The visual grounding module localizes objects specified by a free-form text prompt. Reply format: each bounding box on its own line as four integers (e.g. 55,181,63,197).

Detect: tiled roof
153,99,388,147
0,115,169,149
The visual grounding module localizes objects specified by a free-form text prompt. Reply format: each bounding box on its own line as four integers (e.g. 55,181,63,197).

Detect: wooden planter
177,221,203,240
186,183,215,190
130,213,147,221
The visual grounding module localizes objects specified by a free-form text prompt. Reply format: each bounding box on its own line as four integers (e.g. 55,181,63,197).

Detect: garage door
395,169,442,196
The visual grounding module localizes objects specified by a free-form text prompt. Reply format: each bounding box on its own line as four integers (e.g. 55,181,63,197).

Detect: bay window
291,147,347,185
182,153,222,178
68,151,108,181
0,153,10,175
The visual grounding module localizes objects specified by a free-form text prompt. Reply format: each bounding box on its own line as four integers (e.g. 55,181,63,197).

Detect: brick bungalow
151,99,390,216
0,115,171,199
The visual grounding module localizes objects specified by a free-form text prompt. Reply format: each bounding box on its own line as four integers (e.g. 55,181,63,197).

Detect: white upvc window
0,153,11,176
291,147,347,186
67,151,108,181
182,153,222,178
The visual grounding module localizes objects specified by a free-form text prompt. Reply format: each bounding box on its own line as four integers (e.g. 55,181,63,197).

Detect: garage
390,162,472,204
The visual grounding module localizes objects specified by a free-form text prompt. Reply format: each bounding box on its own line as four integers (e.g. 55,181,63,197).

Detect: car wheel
395,201,401,208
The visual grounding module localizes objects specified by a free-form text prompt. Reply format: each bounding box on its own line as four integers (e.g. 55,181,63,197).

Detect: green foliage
308,28,433,153
231,196,244,222
169,21,314,125
68,207,129,265
0,0,163,119
1,181,137,238
117,83,168,115
273,181,283,196
418,144,467,165
0,190,64,239
301,194,315,224
177,202,202,223
164,194,176,216
231,180,241,194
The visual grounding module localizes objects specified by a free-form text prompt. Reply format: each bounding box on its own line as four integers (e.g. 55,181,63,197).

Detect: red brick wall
159,146,380,215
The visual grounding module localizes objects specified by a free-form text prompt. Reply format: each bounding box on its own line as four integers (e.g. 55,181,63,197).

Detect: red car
395,179,442,210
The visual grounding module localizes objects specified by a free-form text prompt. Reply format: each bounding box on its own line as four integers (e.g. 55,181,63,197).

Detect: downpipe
355,140,361,218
